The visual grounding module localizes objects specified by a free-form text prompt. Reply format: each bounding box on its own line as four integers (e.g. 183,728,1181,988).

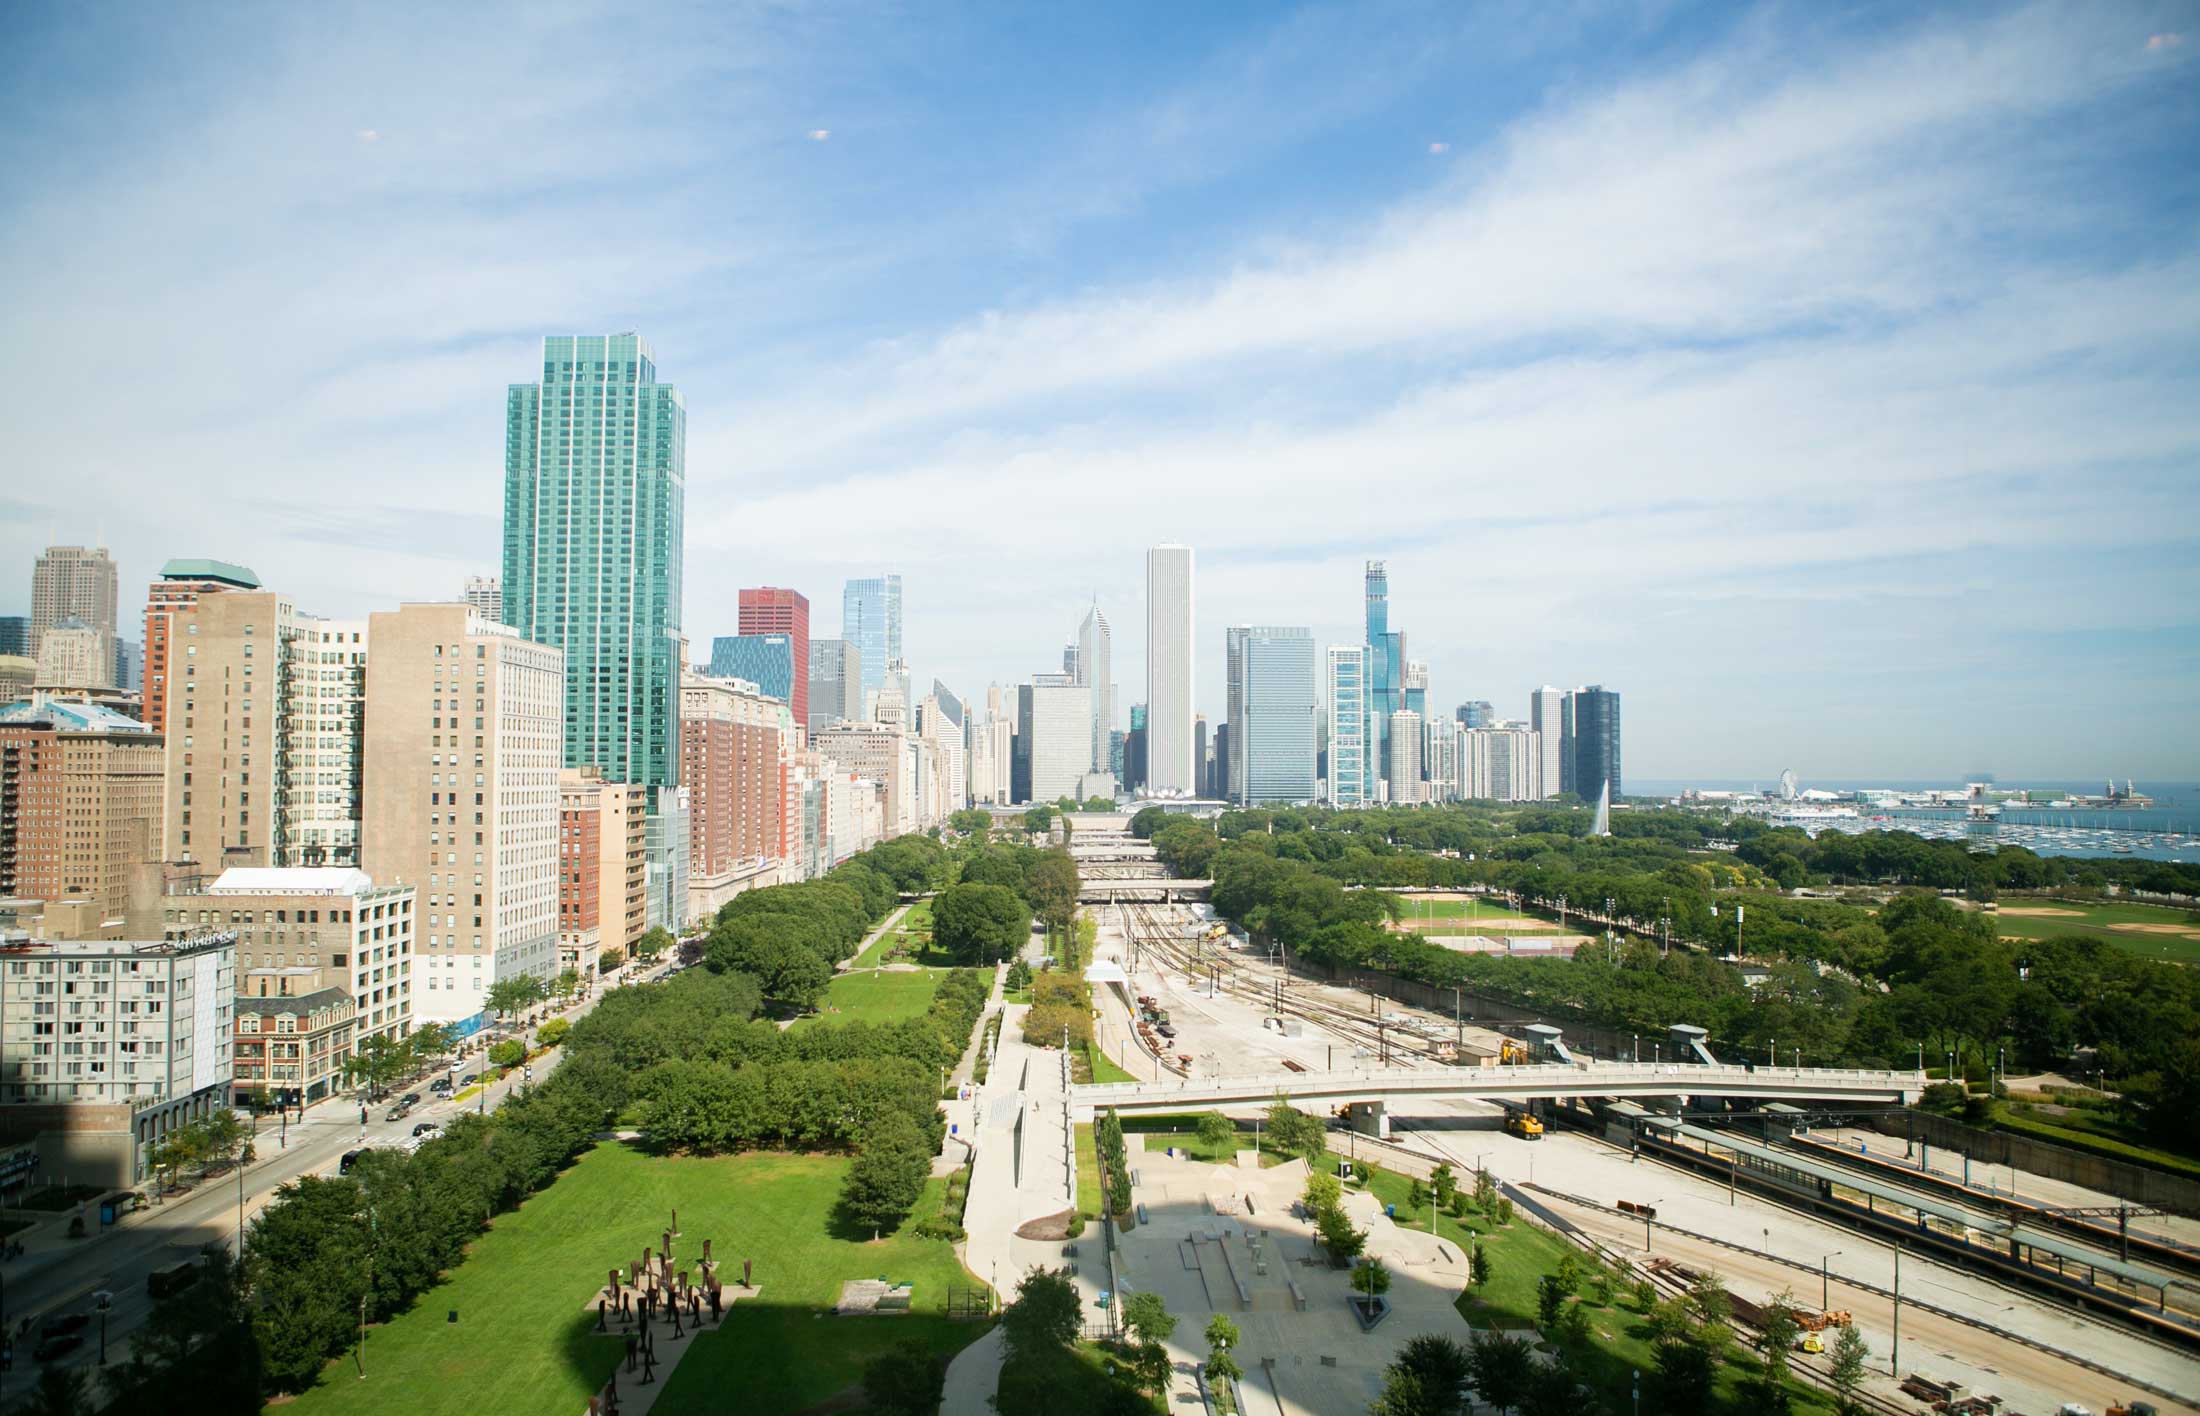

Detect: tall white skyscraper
1144,544,1194,794
1073,604,1115,775
1529,685,1567,802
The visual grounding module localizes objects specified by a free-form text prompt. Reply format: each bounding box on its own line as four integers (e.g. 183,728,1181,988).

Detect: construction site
1063,816,2200,1416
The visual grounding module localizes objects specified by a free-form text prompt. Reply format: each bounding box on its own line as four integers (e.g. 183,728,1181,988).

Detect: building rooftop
208,867,379,896
237,987,352,1018
0,932,236,958
0,696,154,734
158,558,260,588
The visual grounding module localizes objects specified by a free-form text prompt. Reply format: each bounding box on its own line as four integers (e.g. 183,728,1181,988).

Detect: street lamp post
1821,1251,1842,1311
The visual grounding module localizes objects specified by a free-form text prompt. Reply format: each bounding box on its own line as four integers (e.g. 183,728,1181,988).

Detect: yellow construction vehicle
1504,1109,1544,1140
1794,1332,1824,1355
1499,1040,1528,1066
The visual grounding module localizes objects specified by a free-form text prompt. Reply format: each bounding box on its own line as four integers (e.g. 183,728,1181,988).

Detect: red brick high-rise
141,559,261,736
736,587,809,731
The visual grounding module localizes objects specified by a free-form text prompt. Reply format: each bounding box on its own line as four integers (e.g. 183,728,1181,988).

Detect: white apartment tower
1143,545,1195,794
1529,686,1567,802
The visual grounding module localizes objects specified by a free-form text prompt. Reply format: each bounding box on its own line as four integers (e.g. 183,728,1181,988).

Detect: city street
0,969,654,1408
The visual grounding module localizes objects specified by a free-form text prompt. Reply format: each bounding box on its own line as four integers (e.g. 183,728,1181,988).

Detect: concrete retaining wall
1865,1110,2200,1215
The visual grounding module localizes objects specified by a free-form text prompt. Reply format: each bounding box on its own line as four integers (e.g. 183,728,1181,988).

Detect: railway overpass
1068,1060,1924,1121
1076,878,1212,903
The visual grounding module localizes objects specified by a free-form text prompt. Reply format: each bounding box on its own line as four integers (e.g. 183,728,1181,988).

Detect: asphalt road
0,967,669,1409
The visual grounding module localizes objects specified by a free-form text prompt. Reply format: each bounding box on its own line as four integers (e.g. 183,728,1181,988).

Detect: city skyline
2,4,2196,778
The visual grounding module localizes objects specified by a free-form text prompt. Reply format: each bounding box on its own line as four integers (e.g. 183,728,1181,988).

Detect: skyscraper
31,544,119,656
738,587,809,728
1570,685,1623,805
709,634,797,706
1529,686,1567,802
142,559,261,738
1020,673,1092,804
463,575,502,623
841,576,902,706
1144,545,1194,794
1073,603,1115,775
501,333,685,791
1456,700,1495,729
1363,561,1405,800
806,638,861,736
1387,709,1423,804
1225,626,1316,806
1324,645,1369,806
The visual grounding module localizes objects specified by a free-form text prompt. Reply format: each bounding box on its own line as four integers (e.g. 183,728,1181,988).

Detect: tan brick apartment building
557,767,646,976
0,697,164,932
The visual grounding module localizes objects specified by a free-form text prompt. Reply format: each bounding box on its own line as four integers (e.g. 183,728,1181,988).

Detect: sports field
1392,895,1548,931
283,1143,988,1416
1993,897,2200,964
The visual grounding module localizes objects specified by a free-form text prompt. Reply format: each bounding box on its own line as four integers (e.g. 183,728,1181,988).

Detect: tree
1121,1289,1177,1348
1130,1337,1173,1398
1000,1267,1081,1358
536,1017,571,1048
341,1033,407,1101
635,925,673,960
553,968,581,1001
485,974,545,1025
1353,1256,1393,1303
110,1244,262,1414
1371,1366,1439,1416
1263,1096,1326,1163
1387,1334,1470,1416
1828,1321,1870,1415
1466,1330,1533,1415
487,1039,524,1069
1469,1243,1491,1288
1652,1333,1717,1414
597,945,625,972
840,1113,933,1235
931,882,1030,965
949,807,995,836
1430,1161,1456,1210
1303,1169,1342,1214
1315,1202,1367,1264
1023,850,1080,929
1758,1289,1802,1402
1536,1274,1565,1328
1517,1356,1584,1416
1204,1312,1243,1390
1196,1109,1236,1154
863,1338,945,1416
1022,804,1055,836
16,1367,93,1416
406,1022,456,1065
1472,1165,1498,1211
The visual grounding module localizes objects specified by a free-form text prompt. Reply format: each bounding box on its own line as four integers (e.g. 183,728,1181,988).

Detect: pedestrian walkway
574,1284,762,1416
940,1323,1006,1412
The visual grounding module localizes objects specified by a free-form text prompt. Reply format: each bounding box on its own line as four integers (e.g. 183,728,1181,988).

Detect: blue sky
3,1,2197,780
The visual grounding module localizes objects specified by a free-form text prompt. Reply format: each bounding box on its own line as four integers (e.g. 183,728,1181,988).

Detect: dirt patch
1998,907,2086,917
1015,1209,1077,1241
2109,922,2200,939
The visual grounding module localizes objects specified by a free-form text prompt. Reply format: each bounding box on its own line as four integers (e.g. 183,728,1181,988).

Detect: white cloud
808,127,831,140
1426,140,1448,154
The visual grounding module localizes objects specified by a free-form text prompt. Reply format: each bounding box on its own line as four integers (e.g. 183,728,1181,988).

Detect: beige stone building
33,621,113,692
556,767,646,978
361,604,561,1028
159,588,299,870
161,866,413,1055
0,697,164,932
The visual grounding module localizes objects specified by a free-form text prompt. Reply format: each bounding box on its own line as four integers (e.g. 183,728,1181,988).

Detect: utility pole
1891,1243,1901,1377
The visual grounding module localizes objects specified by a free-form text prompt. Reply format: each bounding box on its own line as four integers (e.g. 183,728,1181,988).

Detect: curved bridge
1068,1060,1924,1120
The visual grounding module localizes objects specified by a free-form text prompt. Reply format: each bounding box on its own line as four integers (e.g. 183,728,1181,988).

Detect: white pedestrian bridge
1068,1060,1925,1121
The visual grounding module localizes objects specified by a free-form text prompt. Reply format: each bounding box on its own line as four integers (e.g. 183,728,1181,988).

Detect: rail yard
1081,882,2200,1416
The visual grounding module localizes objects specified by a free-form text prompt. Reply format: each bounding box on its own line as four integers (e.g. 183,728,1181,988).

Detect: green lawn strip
1084,1041,1139,1085
1986,1107,2200,1180
794,969,945,1029
284,1144,988,1416
1137,1130,1295,1167
1075,1124,1105,1221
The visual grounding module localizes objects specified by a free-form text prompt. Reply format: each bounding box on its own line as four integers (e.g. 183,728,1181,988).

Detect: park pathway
939,1324,1007,1413
573,1283,763,1416
838,902,913,972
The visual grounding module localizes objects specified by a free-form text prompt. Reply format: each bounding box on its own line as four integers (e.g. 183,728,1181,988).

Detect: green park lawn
795,968,945,1028
1075,1123,1105,1222
283,1143,988,1416
1992,896,2200,964
850,896,945,968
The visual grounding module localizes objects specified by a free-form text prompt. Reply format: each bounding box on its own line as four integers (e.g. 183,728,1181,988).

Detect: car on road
384,1101,413,1121
32,1333,83,1363
399,1092,423,1107
339,1149,366,1175
412,1121,440,1138
430,1076,453,1093
38,1314,90,1340
456,1073,477,1089
149,1260,204,1300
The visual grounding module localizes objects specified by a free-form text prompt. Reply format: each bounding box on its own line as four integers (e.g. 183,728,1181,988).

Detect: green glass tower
502,333,686,789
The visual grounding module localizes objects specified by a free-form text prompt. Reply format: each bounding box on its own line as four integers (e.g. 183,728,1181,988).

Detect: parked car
411,1121,440,1138
32,1333,83,1363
